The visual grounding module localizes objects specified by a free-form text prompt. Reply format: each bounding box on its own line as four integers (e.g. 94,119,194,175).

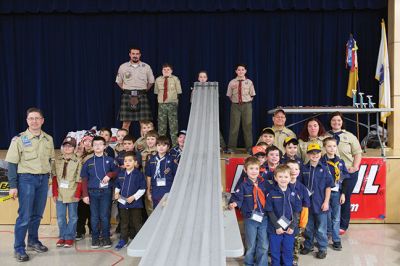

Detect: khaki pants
228,102,253,149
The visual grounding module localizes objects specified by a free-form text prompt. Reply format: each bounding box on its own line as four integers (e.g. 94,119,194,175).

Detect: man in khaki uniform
5,107,55,262
226,64,256,153
116,47,155,131
154,63,182,145
271,109,296,153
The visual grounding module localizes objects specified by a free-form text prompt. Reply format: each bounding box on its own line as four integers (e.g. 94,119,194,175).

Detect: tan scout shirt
226,78,256,103
272,126,297,153
298,136,327,164
115,61,155,90
54,154,81,203
154,75,182,103
5,129,55,174
141,147,157,170
327,130,362,168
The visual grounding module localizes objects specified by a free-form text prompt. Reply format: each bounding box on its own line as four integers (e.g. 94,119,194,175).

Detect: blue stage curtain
0,5,387,148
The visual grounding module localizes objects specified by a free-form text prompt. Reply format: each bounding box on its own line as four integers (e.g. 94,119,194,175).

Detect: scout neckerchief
154,155,166,179
251,176,266,211
328,130,344,145
326,157,341,182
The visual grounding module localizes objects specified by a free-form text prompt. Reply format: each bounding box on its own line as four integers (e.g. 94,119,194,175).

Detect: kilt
119,93,153,121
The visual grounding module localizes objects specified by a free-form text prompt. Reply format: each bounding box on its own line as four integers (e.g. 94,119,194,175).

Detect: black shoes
333,241,342,251
14,250,29,262
91,239,101,249
26,242,48,253
300,247,312,255
102,238,112,249
316,250,327,259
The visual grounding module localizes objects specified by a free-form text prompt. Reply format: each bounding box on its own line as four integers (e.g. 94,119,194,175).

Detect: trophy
359,92,364,109
366,95,375,108
352,89,357,107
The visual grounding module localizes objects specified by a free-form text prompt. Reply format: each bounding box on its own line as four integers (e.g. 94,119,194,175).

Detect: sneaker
27,242,48,253
75,233,85,241
91,239,101,249
339,229,346,235
56,239,65,247
14,249,29,262
332,241,342,251
316,250,327,259
114,240,127,250
64,240,74,248
102,238,112,249
300,247,312,255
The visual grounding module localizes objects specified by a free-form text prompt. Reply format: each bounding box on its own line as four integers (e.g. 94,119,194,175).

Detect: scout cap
307,143,321,153
283,137,299,147
177,130,187,137
62,137,77,147
252,146,266,156
261,127,275,136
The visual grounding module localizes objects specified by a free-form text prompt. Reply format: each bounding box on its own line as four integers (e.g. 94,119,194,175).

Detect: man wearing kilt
116,47,155,131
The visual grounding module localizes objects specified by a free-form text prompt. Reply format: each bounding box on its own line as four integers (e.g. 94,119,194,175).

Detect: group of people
4,47,362,265
229,109,362,266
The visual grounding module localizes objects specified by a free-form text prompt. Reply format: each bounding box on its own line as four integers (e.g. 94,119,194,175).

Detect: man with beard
116,47,155,131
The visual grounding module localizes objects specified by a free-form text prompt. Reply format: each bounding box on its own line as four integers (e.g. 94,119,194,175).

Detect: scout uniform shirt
115,61,155,90
80,155,118,192
300,161,334,214
327,130,362,168
169,145,183,164
321,154,350,193
53,154,82,203
115,168,146,209
230,176,267,219
265,184,302,233
145,153,177,202
272,126,296,153
298,136,327,164
226,78,256,103
154,75,182,103
141,146,157,169
5,129,55,188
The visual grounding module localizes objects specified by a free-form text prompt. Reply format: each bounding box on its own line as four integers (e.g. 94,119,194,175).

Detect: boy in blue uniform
300,143,333,259
286,160,310,265
265,164,302,266
322,137,350,251
280,137,303,166
114,152,146,250
145,136,177,208
81,136,118,249
169,130,186,164
263,145,281,182
229,157,268,266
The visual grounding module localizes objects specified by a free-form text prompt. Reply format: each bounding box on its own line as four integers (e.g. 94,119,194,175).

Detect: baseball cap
252,146,266,156
283,137,299,147
307,143,322,153
177,130,187,137
261,127,275,136
62,137,77,147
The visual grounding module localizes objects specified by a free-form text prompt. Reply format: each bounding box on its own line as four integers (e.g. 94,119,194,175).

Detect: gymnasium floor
0,224,399,265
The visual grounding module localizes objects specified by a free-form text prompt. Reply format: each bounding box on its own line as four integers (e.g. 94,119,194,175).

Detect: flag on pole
346,34,359,98
375,20,391,123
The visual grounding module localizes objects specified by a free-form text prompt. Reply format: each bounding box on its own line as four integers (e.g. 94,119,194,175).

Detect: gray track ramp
138,82,225,266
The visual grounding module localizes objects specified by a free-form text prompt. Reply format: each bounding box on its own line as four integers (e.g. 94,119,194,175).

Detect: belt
19,173,49,176
122,89,147,95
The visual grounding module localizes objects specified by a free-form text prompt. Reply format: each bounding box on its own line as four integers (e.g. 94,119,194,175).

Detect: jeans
14,174,49,252
328,191,341,242
269,233,295,266
88,188,112,240
304,212,328,252
56,201,78,240
243,216,269,266
341,171,358,230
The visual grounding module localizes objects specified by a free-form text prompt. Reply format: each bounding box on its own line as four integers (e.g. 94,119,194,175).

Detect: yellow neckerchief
326,160,340,182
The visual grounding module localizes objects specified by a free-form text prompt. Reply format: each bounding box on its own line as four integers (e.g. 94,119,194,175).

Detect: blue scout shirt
300,161,334,214
291,181,310,208
81,155,118,189
145,153,177,200
230,176,268,219
115,168,146,208
321,155,350,193
105,146,115,158
265,184,302,234
169,146,183,164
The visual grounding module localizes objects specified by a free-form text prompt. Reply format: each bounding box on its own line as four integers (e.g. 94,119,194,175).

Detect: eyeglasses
27,117,43,121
